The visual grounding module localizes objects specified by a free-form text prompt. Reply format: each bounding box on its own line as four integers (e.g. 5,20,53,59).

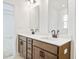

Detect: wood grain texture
33,40,58,54
18,35,71,59
33,46,57,59
58,42,71,59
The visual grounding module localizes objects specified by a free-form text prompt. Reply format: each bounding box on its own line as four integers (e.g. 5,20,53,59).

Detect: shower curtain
3,2,16,59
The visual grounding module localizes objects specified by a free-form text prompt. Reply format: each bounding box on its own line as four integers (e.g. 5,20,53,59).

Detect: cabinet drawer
19,35,26,41
33,46,57,59
23,41,26,59
19,40,23,57
33,40,58,54
44,49,57,59
27,53,32,59
27,39,32,44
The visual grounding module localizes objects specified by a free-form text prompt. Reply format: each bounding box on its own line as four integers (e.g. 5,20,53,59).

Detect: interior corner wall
39,0,48,35
68,0,76,59
14,0,31,35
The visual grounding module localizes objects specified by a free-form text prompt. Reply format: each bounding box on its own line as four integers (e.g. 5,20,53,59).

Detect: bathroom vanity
18,34,71,59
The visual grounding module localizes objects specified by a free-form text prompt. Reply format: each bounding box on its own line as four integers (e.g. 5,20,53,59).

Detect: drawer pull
20,41,23,45
40,51,45,58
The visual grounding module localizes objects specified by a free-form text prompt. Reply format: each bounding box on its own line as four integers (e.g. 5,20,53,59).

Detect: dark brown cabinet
18,35,71,59
23,41,27,59
18,39,23,57
33,40,71,59
18,35,27,59
18,35,33,59
27,38,33,59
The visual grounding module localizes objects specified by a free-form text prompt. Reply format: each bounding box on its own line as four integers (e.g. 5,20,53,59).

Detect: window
63,14,68,29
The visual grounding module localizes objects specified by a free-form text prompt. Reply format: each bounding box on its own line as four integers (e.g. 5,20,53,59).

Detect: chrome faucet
51,30,59,38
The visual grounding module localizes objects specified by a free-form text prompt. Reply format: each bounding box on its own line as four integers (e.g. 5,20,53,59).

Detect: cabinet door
19,40,23,57
33,46,40,59
23,41,26,59
27,38,33,59
59,42,70,59
33,46,57,59
39,50,57,59
44,51,57,59
18,39,20,53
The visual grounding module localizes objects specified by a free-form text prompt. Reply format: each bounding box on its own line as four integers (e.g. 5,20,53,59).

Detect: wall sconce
25,0,39,8
28,0,36,4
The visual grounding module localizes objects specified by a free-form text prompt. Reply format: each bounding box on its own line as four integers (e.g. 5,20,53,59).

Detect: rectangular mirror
29,5,40,33
48,0,68,35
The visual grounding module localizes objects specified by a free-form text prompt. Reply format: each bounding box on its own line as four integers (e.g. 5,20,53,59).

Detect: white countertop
17,33,72,46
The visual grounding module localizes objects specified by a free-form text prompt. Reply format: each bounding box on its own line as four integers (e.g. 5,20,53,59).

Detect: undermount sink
40,37,52,39
40,36,59,40
30,34,71,41
40,35,71,40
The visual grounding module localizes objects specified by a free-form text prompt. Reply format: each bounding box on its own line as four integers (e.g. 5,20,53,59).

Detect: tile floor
15,54,23,59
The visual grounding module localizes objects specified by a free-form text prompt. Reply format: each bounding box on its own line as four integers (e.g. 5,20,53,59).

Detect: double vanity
18,34,71,59
17,0,71,59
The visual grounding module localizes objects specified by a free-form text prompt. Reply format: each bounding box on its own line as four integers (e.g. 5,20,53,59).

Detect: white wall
39,0,48,35
68,0,76,59
14,0,31,34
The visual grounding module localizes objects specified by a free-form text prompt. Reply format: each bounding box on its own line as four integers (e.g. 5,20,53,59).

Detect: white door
3,2,16,59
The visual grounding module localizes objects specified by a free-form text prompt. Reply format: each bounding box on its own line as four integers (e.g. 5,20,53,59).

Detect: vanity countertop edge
17,33,72,46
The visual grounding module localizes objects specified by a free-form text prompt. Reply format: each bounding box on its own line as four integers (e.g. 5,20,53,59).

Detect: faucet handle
51,30,55,32
57,30,59,34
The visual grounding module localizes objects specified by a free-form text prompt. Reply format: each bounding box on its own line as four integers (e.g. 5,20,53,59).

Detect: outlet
64,48,68,54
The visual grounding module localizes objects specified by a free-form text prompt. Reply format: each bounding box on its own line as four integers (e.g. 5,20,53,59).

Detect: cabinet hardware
21,41,23,45
40,51,45,58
